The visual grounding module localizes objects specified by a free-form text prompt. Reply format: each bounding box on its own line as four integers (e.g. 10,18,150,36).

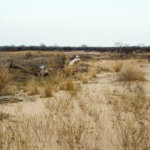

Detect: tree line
0,46,150,53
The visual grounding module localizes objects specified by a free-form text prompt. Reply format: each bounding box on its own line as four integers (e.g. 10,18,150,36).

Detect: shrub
117,62,145,82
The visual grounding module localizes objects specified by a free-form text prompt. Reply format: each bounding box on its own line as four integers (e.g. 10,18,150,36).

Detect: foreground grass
1,54,150,150
0,87,104,150
106,85,150,150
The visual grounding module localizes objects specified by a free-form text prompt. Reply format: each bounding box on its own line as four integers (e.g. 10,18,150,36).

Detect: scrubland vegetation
0,51,150,149
106,86,150,150
117,61,145,82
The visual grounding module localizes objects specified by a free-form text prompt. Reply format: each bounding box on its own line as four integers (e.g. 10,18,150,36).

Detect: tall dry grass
81,67,97,84
64,66,73,77
117,62,145,82
26,78,40,95
112,61,123,72
44,82,53,97
0,68,12,95
0,115,54,150
59,78,80,97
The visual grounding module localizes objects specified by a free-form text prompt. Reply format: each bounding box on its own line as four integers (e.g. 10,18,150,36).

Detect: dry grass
2,51,150,150
64,66,73,77
26,78,40,95
88,67,97,78
60,79,75,91
81,67,97,84
0,115,54,150
109,89,150,119
44,83,53,97
82,77,90,84
106,85,150,150
114,117,150,150
26,69,77,97
53,53,67,68
65,79,75,91
0,68,12,95
0,87,104,150
0,51,66,59
45,88,103,149
60,79,81,96
112,61,123,72
117,62,145,82
44,70,64,88
147,55,150,62
0,112,11,121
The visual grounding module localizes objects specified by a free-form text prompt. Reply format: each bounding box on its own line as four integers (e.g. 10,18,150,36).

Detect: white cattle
69,55,80,66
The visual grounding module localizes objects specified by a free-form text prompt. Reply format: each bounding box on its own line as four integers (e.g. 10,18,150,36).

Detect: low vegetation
0,87,103,150
44,82,53,97
81,67,97,83
64,66,74,77
0,51,150,150
117,61,145,82
26,78,40,95
0,68,12,96
112,60,123,72
106,85,150,150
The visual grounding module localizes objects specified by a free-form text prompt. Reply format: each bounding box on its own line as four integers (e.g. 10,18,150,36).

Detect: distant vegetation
1,46,150,53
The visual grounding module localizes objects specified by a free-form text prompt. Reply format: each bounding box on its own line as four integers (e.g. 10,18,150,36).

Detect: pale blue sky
0,0,150,46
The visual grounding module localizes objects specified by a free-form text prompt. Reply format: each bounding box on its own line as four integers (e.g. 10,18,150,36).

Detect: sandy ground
1,60,150,150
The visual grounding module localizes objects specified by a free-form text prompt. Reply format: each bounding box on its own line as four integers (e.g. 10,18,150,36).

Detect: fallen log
0,95,27,104
9,63,32,74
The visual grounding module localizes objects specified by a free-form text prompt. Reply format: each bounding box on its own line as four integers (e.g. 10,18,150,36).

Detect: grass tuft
64,66,73,77
117,62,145,82
113,61,123,72
0,68,12,95
44,83,53,97
26,78,40,95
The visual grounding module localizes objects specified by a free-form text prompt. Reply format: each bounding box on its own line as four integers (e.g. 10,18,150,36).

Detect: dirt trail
90,73,119,150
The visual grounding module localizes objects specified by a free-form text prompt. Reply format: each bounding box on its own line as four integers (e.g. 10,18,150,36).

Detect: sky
0,0,150,46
